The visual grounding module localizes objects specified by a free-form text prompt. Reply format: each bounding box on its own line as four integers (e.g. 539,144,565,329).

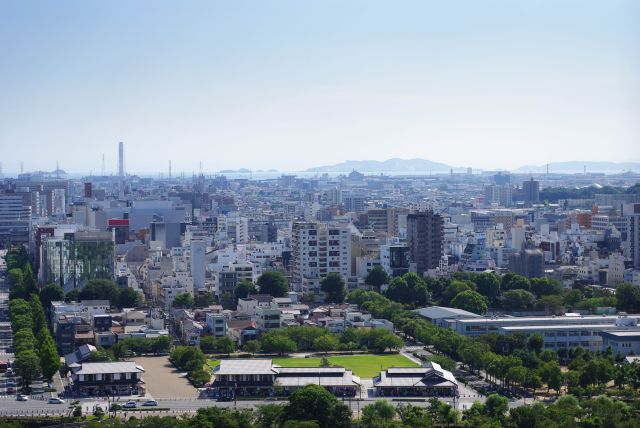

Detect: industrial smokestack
118,142,125,180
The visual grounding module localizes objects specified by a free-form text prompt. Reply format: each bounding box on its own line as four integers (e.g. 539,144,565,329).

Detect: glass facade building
42,231,115,291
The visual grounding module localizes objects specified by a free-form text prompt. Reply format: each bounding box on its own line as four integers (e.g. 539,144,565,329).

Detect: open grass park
206,354,419,378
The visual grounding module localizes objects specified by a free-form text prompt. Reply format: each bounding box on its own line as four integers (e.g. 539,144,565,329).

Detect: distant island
218,168,251,173
305,159,640,174
516,161,640,173
306,158,459,173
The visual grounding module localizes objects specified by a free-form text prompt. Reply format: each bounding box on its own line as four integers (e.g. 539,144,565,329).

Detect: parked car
16,394,28,401
48,397,65,404
142,399,158,406
123,401,137,408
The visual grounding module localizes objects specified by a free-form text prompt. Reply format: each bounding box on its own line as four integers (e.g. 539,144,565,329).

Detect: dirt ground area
135,356,199,399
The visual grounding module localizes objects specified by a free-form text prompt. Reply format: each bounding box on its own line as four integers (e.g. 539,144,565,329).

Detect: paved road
0,391,492,417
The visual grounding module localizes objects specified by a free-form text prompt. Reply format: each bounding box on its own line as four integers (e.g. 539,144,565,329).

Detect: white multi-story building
190,239,206,290
607,253,626,287
290,222,352,297
219,213,249,244
453,314,640,353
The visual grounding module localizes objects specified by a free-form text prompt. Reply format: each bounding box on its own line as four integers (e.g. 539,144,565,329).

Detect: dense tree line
170,346,210,387
398,271,639,317
256,325,403,355
199,335,235,354
349,289,640,401
538,183,640,204
64,279,143,309
8,297,59,391
110,336,171,358
5,247,60,392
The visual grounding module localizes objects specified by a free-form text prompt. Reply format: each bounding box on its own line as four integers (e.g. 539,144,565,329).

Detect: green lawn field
205,359,220,371
272,354,419,378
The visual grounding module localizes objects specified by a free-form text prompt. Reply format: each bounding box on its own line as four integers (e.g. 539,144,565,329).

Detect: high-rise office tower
626,203,640,269
523,178,540,205
406,211,444,275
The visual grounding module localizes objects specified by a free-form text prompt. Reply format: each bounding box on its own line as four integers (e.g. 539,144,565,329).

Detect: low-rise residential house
206,312,228,337
255,305,282,331
317,317,346,333
123,309,147,326
64,344,97,367
237,295,274,316
55,315,92,355
93,314,112,332
367,319,394,332
181,318,204,345
95,331,117,347
227,320,259,345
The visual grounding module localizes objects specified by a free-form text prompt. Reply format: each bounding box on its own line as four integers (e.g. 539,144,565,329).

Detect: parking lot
135,356,198,399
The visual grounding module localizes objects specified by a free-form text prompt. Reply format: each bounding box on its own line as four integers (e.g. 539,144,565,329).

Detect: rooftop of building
71,361,144,375
415,306,483,320
601,331,640,340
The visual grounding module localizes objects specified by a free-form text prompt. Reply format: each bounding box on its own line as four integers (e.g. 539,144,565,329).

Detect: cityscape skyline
1,1,639,173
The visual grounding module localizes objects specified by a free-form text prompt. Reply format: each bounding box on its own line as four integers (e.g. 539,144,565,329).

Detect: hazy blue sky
1,0,638,174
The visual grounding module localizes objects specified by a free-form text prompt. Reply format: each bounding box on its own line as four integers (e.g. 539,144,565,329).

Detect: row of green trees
5,247,60,392
255,325,403,355
371,269,640,316
65,279,143,309
110,336,172,358
200,335,235,354
8,296,59,391
539,183,640,203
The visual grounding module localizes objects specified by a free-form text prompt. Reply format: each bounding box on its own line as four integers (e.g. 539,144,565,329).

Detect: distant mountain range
516,161,640,173
305,158,459,173
305,159,640,174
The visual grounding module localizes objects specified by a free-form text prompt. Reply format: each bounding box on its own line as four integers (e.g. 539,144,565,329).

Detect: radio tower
169,160,172,178
101,154,106,176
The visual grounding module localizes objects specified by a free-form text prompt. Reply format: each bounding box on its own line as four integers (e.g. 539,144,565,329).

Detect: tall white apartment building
217,213,249,244
607,253,626,287
291,222,352,297
190,239,206,290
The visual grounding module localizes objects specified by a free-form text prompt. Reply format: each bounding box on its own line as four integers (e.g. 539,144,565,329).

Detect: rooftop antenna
101,154,106,176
